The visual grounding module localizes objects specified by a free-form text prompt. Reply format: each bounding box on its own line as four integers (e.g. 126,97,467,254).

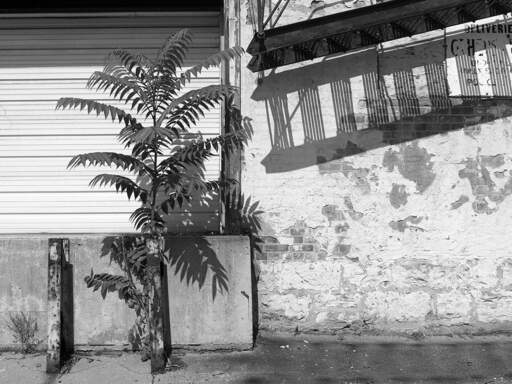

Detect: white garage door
0,13,222,234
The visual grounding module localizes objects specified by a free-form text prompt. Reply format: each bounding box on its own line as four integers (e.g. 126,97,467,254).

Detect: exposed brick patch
450,195,469,210
290,228,305,236
289,244,317,252
261,236,279,244
458,153,512,215
301,244,315,252
254,248,266,261
389,183,409,208
257,220,327,263
389,216,424,232
263,244,290,252
322,205,345,222
262,252,285,262
344,196,364,220
383,142,436,193
284,252,321,262
335,224,350,234
333,243,352,257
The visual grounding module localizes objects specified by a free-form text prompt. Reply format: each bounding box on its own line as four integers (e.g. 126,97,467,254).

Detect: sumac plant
56,30,250,372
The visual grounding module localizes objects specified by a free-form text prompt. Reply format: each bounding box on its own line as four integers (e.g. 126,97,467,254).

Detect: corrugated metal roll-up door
0,13,222,234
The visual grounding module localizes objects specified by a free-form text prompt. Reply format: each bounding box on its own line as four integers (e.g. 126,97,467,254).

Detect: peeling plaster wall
241,0,512,335
249,0,388,28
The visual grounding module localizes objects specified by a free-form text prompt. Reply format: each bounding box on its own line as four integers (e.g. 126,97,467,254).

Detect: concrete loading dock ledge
0,235,252,351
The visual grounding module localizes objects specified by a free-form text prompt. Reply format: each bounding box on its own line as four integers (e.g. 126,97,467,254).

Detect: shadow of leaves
167,236,229,301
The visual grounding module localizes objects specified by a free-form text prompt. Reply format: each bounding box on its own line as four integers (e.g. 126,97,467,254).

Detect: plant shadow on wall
87,188,263,360
89,234,227,361
252,30,512,173
56,29,262,372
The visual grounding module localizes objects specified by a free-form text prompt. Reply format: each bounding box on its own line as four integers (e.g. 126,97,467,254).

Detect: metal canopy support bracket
247,0,512,72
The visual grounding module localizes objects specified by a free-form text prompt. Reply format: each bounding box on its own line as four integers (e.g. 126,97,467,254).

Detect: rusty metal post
221,0,243,235
147,237,167,373
61,239,74,360
46,239,63,373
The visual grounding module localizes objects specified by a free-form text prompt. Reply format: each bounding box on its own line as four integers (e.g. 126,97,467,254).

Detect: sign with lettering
447,19,512,97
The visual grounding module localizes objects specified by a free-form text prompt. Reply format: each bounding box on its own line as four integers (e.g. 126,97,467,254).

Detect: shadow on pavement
197,336,512,384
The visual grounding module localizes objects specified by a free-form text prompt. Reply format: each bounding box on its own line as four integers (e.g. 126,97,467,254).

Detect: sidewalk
2,333,512,384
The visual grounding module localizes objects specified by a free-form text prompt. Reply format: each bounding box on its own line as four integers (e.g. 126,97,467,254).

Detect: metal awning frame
247,0,512,72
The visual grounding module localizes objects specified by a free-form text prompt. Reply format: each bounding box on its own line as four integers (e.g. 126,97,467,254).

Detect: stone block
263,243,290,252
365,291,431,322
477,292,512,323
429,264,467,292
436,291,472,323
264,293,312,320
469,259,500,290
499,261,512,290
275,261,342,292
341,261,365,288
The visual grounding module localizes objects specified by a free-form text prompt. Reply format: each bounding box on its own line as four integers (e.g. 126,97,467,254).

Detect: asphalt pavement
2,333,512,383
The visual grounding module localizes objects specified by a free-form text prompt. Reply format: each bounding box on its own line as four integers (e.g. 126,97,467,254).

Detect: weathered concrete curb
0,235,252,351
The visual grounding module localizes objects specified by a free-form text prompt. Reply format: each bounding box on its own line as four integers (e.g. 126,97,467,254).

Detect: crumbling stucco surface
241,0,512,335
247,0,388,28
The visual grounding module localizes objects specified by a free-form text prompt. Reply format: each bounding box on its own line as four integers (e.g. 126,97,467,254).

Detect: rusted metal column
46,239,63,373
147,236,167,373
220,0,243,235
61,239,74,360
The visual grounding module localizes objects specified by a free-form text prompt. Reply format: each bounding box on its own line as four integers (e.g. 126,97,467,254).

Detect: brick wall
240,0,512,336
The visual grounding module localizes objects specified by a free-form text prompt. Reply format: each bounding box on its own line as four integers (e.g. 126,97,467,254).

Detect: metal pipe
263,0,284,29
271,0,291,28
257,0,265,33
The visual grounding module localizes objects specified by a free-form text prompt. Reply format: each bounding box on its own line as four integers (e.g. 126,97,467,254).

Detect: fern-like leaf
153,76,180,110
159,177,237,214
164,87,234,132
58,31,250,237
130,207,164,232
84,270,135,300
184,177,237,194
160,193,191,214
179,47,244,86
155,29,193,76
105,49,149,82
87,71,147,112
89,174,148,202
126,243,149,274
169,129,249,169
128,125,178,146
56,97,138,126
157,84,238,127
67,152,151,176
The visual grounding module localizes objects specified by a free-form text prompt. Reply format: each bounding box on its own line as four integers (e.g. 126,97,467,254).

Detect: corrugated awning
247,0,512,72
